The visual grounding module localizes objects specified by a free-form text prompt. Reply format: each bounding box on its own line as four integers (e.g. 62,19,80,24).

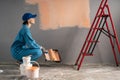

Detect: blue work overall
10,25,42,61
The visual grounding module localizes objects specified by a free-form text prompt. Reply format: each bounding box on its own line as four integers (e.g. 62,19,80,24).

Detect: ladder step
84,53,94,56
97,14,109,17
93,28,103,30
88,40,99,43
102,14,109,17
82,52,94,56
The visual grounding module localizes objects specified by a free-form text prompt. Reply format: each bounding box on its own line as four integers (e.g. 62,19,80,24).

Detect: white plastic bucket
20,63,32,76
26,61,40,79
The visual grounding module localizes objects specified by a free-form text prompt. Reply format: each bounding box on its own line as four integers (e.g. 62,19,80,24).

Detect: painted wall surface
25,0,90,30
0,0,120,65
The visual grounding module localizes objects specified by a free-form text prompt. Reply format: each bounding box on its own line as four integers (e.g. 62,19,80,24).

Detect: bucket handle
30,61,40,67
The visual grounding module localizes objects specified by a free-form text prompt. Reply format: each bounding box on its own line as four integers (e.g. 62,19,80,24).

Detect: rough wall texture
0,0,120,65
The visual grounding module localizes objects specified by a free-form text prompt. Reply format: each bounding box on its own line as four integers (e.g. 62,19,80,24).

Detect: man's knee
36,49,43,57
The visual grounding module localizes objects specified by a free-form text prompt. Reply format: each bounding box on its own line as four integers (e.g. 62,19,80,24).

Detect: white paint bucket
20,64,32,76
20,55,32,76
26,61,40,79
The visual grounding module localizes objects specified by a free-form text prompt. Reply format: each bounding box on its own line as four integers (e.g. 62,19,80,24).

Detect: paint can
26,61,40,79
20,63,32,76
20,56,32,76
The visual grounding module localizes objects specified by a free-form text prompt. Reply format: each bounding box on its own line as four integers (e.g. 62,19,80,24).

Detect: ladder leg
108,32,119,66
77,54,85,70
106,5,120,54
75,53,82,65
103,6,119,66
105,20,119,66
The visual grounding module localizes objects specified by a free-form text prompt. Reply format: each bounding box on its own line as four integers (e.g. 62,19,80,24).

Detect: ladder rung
88,40,99,43
97,14,109,17
84,54,94,56
93,28,103,30
102,14,109,17
82,52,94,56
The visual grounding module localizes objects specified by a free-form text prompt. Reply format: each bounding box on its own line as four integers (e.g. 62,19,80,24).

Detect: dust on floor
0,64,120,80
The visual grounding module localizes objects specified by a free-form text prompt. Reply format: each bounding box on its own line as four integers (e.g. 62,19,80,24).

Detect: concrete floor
0,63,120,80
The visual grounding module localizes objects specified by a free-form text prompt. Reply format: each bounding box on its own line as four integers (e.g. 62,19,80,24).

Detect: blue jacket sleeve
24,30,40,49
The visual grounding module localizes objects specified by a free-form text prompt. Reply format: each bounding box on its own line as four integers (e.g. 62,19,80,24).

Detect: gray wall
0,0,120,65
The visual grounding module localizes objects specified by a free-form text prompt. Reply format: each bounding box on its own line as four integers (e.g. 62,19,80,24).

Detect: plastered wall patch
26,0,90,30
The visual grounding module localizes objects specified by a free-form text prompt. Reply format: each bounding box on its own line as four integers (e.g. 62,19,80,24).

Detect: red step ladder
75,0,120,70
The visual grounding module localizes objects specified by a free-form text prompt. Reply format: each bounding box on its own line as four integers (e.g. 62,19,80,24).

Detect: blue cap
22,13,37,21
